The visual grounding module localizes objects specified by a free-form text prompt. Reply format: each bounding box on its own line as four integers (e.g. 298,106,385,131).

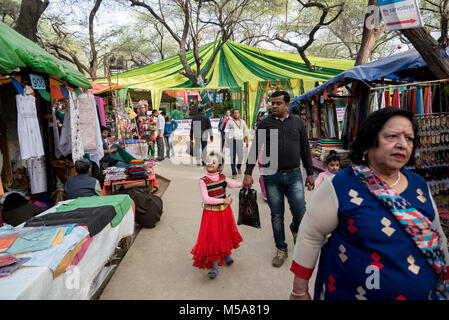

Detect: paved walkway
100,139,316,300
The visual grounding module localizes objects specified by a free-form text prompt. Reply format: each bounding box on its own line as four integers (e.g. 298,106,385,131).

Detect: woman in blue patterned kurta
289,107,449,300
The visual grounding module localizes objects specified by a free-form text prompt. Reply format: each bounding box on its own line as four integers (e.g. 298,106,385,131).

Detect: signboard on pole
29,74,46,90
377,0,423,31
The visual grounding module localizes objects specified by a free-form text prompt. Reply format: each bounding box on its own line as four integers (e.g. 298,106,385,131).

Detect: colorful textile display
0,233,19,253
95,96,106,127
0,257,30,278
103,167,128,183
109,144,136,163
6,227,61,255
19,226,89,271
0,254,17,267
55,195,132,228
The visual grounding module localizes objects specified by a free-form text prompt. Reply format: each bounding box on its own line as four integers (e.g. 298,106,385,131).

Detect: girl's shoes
225,256,234,265
208,265,219,279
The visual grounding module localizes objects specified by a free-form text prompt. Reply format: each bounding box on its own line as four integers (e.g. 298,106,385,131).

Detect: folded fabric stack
128,159,145,167
115,161,130,169
312,139,345,160
0,224,90,278
103,167,128,183
0,195,131,279
127,167,148,180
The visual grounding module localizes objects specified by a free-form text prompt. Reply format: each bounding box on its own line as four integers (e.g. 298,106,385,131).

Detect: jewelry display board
410,113,449,213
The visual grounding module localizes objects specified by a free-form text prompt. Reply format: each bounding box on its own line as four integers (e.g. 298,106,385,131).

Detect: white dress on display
68,91,84,162
16,93,45,160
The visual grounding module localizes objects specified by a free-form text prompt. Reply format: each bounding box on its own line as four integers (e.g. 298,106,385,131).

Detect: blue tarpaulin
294,47,449,102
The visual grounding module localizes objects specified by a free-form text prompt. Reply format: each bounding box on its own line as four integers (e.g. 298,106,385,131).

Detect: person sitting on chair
64,159,102,200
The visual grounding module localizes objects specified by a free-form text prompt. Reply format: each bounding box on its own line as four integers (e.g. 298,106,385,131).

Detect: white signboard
173,118,220,136
377,0,423,31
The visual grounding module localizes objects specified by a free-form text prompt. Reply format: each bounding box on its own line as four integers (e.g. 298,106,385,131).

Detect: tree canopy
4,0,449,79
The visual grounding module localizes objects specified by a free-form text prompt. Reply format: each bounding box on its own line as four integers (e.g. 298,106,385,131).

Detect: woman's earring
362,153,366,162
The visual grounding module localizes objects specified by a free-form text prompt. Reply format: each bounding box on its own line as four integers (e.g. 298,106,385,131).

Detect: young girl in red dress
191,151,243,279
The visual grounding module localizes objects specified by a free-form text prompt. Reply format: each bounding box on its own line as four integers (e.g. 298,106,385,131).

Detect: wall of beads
410,113,449,213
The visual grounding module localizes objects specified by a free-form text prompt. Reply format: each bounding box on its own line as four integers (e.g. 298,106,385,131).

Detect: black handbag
238,188,261,228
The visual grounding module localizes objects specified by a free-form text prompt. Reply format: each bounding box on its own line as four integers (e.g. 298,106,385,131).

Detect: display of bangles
411,113,449,210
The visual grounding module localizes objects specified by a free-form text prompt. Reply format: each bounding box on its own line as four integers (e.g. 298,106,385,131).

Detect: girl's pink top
199,172,243,205
314,169,334,190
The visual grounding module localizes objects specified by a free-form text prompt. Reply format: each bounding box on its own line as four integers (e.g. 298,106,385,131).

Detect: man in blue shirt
164,114,178,158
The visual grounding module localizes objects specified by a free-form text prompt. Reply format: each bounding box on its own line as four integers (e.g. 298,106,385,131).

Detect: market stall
0,21,94,203
293,46,449,215
0,21,140,298
0,194,134,299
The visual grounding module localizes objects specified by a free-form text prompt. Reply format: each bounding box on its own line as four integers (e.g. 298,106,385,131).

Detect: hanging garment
432,85,441,113
379,90,386,109
416,87,423,115
84,104,104,167
327,106,336,138
68,91,84,162
441,85,449,113
372,91,379,112
16,94,45,160
392,89,399,108
95,96,106,127
367,92,374,113
52,106,62,159
423,86,433,114
58,102,72,157
401,90,408,110
409,88,417,114
26,156,47,194
385,89,391,106
77,93,97,151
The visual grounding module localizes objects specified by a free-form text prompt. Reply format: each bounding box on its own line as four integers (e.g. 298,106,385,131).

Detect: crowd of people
4,88,449,301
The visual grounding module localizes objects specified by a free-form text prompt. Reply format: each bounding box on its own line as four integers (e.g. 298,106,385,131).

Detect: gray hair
75,159,91,174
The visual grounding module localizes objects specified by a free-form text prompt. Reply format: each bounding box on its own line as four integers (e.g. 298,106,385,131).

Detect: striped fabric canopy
96,40,354,115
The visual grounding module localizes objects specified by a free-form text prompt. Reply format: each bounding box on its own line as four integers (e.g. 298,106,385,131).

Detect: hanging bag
238,188,261,228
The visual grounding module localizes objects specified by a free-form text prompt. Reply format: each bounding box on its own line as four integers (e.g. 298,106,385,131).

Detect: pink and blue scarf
353,164,449,300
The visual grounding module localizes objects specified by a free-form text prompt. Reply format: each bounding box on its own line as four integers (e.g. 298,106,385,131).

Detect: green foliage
0,0,20,26
19,0,449,77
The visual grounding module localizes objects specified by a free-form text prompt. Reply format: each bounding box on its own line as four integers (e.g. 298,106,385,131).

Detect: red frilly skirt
191,205,243,269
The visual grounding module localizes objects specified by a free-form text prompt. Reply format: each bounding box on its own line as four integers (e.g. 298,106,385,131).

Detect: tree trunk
179,42,198,86
355,0,385,66
14,0,49,42
88,0,103,78
401,27,449,79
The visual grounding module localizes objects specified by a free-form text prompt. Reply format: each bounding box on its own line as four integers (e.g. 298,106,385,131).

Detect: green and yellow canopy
97,40,354,126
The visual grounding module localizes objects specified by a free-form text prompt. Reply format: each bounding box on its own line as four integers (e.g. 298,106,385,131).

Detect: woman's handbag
238,188,261,228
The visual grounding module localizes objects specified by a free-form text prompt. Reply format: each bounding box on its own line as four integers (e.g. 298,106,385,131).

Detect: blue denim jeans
164,135,174,157
262,167,306,250
229,139,244,176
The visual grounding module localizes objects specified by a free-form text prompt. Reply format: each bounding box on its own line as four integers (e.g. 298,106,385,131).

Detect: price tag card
29,74,46,90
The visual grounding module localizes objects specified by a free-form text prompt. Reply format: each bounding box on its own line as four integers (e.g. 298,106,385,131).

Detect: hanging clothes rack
370,78,449,91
